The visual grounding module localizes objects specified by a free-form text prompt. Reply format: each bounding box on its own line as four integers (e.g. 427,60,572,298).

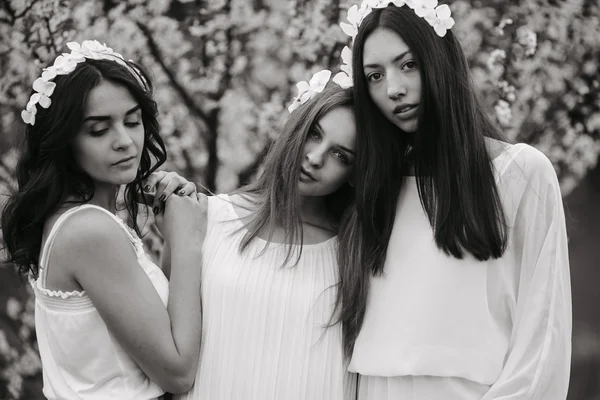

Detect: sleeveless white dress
30,204,169,399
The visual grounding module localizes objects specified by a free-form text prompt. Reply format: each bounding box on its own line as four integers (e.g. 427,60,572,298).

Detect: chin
297,187,318,197
397,122,417,133
116,171,139,186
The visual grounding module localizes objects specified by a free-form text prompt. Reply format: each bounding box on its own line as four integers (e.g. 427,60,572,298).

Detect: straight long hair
335,5,508,357
237,84,355,267
1,57,166,279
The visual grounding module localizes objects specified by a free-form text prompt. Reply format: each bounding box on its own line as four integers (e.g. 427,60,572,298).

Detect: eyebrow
313,122,324,134
363,50,411,70
83,105,141,122
315,122,356,156
339,145,356,156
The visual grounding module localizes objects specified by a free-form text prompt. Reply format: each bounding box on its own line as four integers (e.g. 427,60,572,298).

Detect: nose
305,146,324,169
112,124,135,151
387,70,407,100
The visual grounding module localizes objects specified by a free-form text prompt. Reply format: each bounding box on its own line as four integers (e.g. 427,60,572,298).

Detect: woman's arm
50,195,205,394
481,148,572,399
158,193,208,279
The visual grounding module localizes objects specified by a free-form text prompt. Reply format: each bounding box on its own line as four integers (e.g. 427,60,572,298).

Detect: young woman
175,78,358,400
333,2,572,399
1,40,206,399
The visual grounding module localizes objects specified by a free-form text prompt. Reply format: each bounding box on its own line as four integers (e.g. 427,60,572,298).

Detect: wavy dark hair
237,84,355,267
1,55,166,279
335,5,509,357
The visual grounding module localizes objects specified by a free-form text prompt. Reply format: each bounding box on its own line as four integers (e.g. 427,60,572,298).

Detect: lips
393,104,418,117
300,166,316,181
113,156,136,166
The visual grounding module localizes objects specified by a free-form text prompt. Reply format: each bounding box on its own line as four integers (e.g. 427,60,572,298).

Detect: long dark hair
1,55,166,279
238,84,355,267
335,5,508,357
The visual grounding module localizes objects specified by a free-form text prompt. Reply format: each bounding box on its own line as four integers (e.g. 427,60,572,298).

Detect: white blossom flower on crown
288,69,332,113
412,0,437,17
32,78,56,97
340,4,359,40
41,69,57,80
21,102,37,125
423,4,455,37
52,54,80,74
29,93,50,109
74,40,107,59
340,4,371,40
31,78,56,109
333,46,354,89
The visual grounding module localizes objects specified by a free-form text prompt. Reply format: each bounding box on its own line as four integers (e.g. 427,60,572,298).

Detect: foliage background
0,0,599,398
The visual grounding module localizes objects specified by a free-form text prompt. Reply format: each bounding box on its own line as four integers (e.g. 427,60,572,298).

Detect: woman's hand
140,170,197,214
158,192,207,247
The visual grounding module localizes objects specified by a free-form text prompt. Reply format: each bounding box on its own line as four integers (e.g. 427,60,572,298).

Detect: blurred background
0,0,598,398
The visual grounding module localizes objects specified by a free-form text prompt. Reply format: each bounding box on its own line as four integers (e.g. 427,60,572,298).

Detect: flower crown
341,0,455,40
287,69,332,113
333,0,455,89
21,40,132,126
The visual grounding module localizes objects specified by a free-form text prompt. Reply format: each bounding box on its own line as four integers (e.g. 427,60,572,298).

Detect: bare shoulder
50,208,135,272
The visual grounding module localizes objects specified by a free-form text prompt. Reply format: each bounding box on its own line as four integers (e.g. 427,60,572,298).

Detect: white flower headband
21,40,132,126
341,0,455,41
287,69,332,113
332,0,455,89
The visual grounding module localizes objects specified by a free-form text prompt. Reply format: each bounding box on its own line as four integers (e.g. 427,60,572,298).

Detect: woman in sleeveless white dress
2,40,207,399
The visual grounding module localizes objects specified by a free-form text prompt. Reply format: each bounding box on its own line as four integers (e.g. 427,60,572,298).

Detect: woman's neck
86,184,120,213
298,195,334,230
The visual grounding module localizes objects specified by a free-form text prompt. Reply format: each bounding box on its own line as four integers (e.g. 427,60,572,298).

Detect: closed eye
90,129,108,137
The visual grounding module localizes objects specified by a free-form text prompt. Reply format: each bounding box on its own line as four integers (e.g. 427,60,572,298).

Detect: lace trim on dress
30,275,86,299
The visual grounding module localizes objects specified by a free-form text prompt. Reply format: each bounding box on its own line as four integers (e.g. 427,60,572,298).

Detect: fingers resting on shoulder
139,171,198,213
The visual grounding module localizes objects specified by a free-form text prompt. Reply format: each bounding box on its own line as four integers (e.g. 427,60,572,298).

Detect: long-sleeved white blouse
349,142,572,399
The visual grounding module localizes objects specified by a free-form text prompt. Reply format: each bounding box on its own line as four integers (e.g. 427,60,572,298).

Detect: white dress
31,204,169,399
349,143,572,399
175,194,357,400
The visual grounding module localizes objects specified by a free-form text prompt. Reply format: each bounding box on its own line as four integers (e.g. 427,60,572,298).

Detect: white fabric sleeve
482,149,572,399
